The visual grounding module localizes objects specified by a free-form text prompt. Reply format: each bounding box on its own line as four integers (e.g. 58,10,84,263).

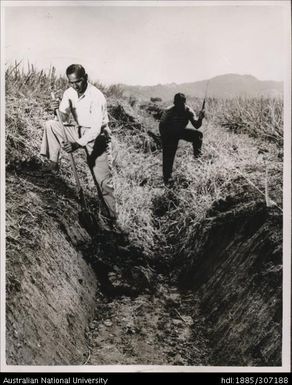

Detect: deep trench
70,188,283,366
6,163,282,366
72,194,212,366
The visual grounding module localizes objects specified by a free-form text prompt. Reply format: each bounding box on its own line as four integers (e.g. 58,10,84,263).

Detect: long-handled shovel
51,92,98,236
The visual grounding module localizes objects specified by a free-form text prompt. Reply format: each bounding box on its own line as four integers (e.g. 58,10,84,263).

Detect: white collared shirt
59,82,109,147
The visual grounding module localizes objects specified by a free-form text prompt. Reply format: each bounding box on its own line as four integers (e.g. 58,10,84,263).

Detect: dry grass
205,97,283,146
5,64,283,262
112,117,282,262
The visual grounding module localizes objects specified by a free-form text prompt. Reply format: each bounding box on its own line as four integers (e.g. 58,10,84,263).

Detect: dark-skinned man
159,93,205,185
40,64,117,222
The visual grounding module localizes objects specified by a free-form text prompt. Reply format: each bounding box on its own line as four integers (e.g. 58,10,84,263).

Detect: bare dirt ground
86,285,209,366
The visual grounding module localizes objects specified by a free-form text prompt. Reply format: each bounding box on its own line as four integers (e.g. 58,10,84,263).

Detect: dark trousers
160,128,203,183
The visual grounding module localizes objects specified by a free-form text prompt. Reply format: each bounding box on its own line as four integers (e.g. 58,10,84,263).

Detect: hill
120,74,283,101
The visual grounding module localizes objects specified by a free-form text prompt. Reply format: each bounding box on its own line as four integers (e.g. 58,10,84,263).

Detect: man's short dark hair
66,64,86,78
174,93,186,104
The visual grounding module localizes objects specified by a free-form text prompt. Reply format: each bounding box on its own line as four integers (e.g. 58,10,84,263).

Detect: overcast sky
2,1,290,86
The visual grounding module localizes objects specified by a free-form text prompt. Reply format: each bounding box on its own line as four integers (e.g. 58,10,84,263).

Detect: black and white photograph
1,0,291,373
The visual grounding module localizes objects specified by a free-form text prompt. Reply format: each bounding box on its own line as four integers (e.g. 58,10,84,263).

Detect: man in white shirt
40,64,117,220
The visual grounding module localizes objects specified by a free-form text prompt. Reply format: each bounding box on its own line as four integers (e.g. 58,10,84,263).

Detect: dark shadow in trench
16,166,152,299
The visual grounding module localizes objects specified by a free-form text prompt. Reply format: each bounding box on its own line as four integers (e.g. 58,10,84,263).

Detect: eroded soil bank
6,171,97,365
6,168,282,366
175,197,282,366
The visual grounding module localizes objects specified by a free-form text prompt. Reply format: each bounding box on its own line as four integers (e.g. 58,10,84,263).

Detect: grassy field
5,64,283,257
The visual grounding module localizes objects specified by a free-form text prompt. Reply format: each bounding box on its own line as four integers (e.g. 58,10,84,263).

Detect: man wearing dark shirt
159,93,205,185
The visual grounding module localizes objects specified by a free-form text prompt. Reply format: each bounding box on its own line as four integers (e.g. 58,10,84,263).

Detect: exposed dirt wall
176,199,282,366
6,172,97,365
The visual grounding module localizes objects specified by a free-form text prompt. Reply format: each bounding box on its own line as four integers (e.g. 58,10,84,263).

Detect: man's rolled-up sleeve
187,106,197,120
188,106,202,129
59,90,71,118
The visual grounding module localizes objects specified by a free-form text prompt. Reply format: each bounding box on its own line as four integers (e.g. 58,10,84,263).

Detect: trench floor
85,282,210,366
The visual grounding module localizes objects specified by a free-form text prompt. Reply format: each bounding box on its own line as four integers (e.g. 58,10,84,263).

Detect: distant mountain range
120,74,283,101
